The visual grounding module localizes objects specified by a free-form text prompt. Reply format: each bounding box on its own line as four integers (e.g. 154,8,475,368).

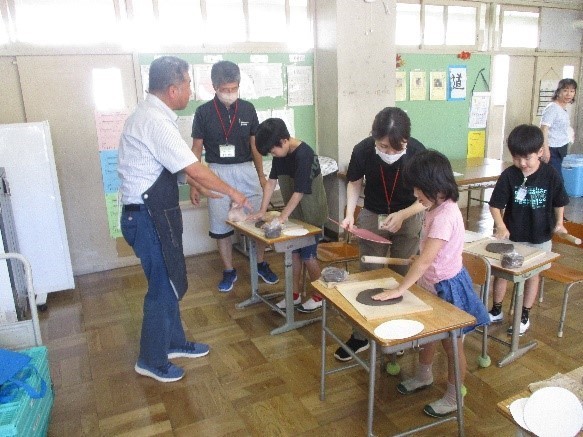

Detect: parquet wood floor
43,203,583,436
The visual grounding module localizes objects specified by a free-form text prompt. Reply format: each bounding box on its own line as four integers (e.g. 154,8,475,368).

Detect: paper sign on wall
468,92,491,129
448,65,467,101
537,79,558,116
409,70,426,101
430,71,447,101
396,71,406,102
467,130,486,158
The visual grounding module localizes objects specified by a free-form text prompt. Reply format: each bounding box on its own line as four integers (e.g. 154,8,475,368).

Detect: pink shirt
420,199,465,285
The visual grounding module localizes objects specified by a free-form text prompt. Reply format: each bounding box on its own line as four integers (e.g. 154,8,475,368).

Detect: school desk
313,269,476,437
463,237,560,367
227,218,322,335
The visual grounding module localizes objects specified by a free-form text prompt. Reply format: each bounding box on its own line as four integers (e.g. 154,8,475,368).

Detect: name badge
515,186,527,201
219,144,236,158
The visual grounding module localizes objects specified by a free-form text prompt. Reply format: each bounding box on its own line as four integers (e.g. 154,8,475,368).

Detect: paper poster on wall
105,193,122,238
537,79,558,116
448,65,467,101
396,71,406,101
177,115,194,145
410,71,426,101
468,92,491,129
287,65,313,106
95,110,130,151
429,71,446,101
467,130,486,158
239,63,284,99
193,64,214,101
271,108,295,137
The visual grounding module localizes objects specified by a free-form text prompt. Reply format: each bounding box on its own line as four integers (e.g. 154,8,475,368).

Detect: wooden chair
462,252,492,368
316,206,362,271
538,221,583,338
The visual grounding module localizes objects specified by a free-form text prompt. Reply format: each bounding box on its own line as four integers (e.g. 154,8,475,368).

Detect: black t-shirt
489,163,569,244
191,96,259,164
345,136,426,214
269,142,321,194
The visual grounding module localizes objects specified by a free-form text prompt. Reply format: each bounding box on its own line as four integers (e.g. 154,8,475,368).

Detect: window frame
396,0,481,52
497,5,540,52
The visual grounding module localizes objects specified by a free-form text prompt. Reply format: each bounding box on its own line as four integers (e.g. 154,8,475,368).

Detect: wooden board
231,219,306,240
464,237,546,263
335,277,433,321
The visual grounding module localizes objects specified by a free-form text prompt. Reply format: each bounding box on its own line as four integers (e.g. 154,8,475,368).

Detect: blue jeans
549,145,567,181
121,208,186,367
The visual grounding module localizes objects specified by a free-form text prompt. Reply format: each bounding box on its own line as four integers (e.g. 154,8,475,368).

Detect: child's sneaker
218,269,237,293
275,293,301,310
423,397,459,418
297,297,323,313
397,376,434,395
507,318,530,336
489,308,503,322
257,262,279,284
334,335,369,362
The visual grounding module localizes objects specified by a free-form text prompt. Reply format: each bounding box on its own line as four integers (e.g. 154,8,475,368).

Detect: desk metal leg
497,282,537,367
236,239,263,308
367,340,377,437
320,299,327,401
270,250,321,335
451,330,465,437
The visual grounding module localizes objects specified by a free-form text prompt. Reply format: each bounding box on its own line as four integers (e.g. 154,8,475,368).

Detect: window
396,2,421,46
158,0,204,46
14,0,119,45
7,0,312,49
446,6,476,46
249,0,286,42
500,8,539,49
205,0,246,44
397,2,478,48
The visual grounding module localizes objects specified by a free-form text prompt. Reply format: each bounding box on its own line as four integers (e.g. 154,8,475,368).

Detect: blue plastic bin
562,154,583,197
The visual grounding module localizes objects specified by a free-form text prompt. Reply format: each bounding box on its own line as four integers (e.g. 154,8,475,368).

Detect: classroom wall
1,1,582,277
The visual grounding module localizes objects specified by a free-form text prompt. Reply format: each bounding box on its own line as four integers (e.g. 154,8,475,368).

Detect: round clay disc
356,288,404,306
485,242,515,254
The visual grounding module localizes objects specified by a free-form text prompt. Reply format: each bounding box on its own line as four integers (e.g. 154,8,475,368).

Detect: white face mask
375,147,406,165
217,92,238,106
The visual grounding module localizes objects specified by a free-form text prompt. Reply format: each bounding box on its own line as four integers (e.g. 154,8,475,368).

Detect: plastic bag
501,251,524,268
263,219,282,238
321,266,349,283
227,204,248,222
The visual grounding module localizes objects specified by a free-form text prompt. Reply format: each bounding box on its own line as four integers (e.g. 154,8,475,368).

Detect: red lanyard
380,165,400,214
213,98,238,143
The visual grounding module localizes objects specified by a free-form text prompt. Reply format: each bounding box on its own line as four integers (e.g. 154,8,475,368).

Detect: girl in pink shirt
373,150,489,418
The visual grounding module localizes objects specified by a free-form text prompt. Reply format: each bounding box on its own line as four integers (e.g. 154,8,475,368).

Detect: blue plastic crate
0,346,53,437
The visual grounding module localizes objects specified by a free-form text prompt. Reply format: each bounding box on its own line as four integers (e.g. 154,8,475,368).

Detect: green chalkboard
396,53,491,160
138,52,315,201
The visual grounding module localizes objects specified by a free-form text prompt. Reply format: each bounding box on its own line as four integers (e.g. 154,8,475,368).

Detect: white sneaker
489,310,503,322
297,297,323,313
507,318,530,336
275,294,301,310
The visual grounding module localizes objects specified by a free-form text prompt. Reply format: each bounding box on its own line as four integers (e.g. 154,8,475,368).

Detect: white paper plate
373,319,424,340
283,228,309,236
509,398,530,432
523,387,583,437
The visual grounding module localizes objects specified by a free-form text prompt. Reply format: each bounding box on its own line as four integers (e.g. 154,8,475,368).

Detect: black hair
507,124,544,157
148,56,189,93
370,107,411,152
552,78,577,101
403,149,459,202
255,118,291,156
211,61,241,88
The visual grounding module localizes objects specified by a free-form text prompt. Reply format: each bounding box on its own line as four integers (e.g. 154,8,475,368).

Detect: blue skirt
434,267,491,334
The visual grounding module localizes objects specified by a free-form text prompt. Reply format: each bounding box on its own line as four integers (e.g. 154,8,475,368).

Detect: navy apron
142,169,188,300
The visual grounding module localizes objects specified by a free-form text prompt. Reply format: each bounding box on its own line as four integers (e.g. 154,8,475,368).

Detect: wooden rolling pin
361,255,412,265
556,232,582,245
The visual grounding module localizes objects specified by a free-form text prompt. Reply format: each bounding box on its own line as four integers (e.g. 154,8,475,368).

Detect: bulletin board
396,53,491,160
139,52,316,203
96,51,316,238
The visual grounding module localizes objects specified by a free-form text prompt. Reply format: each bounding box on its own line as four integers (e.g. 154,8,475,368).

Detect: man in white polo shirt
118,56,250,383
